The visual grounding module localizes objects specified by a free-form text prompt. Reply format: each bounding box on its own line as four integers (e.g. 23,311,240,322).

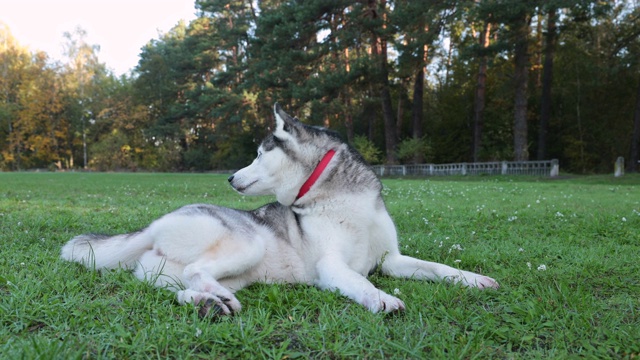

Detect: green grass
1,172,639,359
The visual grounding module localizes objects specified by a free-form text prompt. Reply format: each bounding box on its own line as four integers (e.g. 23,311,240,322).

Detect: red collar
296,149,336,200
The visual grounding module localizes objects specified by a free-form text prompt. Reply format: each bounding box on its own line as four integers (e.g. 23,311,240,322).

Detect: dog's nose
227,175,234,183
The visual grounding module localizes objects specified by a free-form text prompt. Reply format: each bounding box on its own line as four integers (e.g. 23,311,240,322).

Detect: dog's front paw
474,275,499,289
362,291,406,314
457,271,499,289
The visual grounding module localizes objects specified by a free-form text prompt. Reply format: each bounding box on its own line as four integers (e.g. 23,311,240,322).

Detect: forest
1,0,639,173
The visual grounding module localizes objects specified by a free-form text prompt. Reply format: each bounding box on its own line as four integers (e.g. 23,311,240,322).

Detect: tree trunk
538,8,556,161
8,121,19,170
629,79,640,172
396,78,406,136
412,67,424,163
369,0,397,164
381,74,397,164
472,20,491,162
513,12,531,161
534,11,543,88
345,111,354,143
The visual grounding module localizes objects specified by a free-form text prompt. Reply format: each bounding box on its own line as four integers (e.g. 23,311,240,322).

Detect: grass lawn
1,172,639,359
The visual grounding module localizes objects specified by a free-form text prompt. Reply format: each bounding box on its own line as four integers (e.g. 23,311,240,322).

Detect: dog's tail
61,231,152,270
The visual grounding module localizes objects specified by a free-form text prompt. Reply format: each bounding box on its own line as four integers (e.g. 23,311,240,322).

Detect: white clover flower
508,216,518,222
393,288,401,295
537,264,547,271
195,328,202,337
555,212,564,218
454,259,461,263
527,262,532,270
622,217,627,222
518,248,524,252
448,244,463,253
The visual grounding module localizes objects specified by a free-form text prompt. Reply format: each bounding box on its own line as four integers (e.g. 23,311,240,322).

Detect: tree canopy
1,0,639,173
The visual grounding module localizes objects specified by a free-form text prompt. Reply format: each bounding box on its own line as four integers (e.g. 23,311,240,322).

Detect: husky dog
61,104,498,316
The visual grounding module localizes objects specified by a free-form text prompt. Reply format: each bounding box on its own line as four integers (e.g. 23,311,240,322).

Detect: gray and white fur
61,103,499,316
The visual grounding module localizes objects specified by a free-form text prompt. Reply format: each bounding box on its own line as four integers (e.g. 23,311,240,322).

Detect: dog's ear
273,103,298,136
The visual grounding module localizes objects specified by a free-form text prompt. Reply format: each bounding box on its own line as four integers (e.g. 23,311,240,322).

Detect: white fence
371,159,559,177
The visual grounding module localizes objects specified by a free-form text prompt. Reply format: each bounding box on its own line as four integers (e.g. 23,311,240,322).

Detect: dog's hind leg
177,271,241,317
134,249,186,291
177,236,266,317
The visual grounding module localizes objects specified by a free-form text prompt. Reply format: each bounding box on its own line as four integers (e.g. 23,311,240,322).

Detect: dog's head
229,103,341,206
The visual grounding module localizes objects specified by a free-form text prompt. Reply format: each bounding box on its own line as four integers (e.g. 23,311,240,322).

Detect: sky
0,0,198,76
